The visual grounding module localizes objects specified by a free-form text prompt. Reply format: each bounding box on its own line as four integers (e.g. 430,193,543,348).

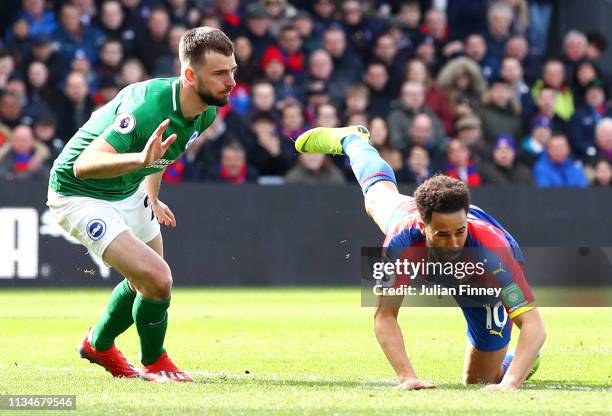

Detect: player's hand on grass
395,378,437,390
151,199,176,227
141,119,177,167
481,382,518,392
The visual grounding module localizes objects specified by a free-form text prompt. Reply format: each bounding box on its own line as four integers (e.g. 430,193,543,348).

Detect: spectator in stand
285,153,345,184
363,62,390,118
118,58,147,87
210,141,258,184
594,118,612,163
405,58,453,135
562,30,589,82
482,135,533,186
0,49,16,91
437,57,487,120
323,25,363,85
233,36,261,86
134,6,170,74
25,61,59,113
260,46,300,103
303,81,331,124
343,84,369,122
5,17,31,64
408,113,444,166
368,116,391,151
505,34,540,84
54,71,95,140
93,76,120,106
0,124,50,180
569,79,612,161
346,111,368,128
524,86,568,136
420,8,458,67
278,100,306,163
340,0,386,60
32,111,64,161
97,0,136,56
96,38,124,80
241,3,275,60
23,35,68,86
399,145,432,185
586,32,608,63
501,0,529,34
531,58,575,121
305,49,344,105
394,0,422,41
484,2,513,71
250,80,279,120
263,25,305,79
455,115,487,165
533,133,588,188
166,0,199,28
52,3,104,64
16,0,58,38
477,77,523,144
250,111,293,176
0,91,29,129
387,81,445,151
370,31,405,94
315,103,338,128
521,116,553,167
500,56,532,113
312,0,339,31
464,33,496,82
446,138,482,187
590,157,611,187
261,0,297,38
571,59,603,108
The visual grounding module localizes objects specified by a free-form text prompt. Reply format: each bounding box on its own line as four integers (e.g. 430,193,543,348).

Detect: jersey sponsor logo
146,159,174,169
114,113,136,135
86,219,106,241
185,131,199,150
501,282,525,308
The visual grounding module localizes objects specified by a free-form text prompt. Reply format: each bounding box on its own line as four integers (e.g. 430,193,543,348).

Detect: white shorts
46,187,160,259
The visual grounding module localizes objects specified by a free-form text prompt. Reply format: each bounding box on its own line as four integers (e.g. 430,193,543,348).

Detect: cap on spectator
305,80,328,96
455,115,481,131
494,134,516,150
247,3,269,20
34,111,58,126
260,47,284,70
31,34,51,46
586,78,605,92
531,115,552,130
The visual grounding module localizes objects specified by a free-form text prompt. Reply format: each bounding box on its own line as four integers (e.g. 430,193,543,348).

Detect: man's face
0,95,21,121
148,10,170,39
501,58,522,82
489,10,511,38
279,29,302,54
400,83,424,110
309,52,332,80
60,6,81,33
538,89,556,114
596,123,612,151
282,106,303,130
65,73,89,102
252,84,274,110
565,35,587,62
506,37,528,61
314,0,335,19
375,35,397,63
586,88,605,108
316,105,337,127
364,65,388,91
101,42,123,66
342,1,363,25
323,31,345,57
547,137,570,163
221,148,245,177
494,143,515,168
544,62,565,89
191,52,237,107
101,1,123,29
410,116,432,146
490,83,511,107
12,126,34,153
425,10,445,38
419,210,468,250
448,140,469,167
465,35,486,62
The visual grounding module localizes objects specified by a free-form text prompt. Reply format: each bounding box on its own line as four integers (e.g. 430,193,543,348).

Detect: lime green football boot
294,125,370,155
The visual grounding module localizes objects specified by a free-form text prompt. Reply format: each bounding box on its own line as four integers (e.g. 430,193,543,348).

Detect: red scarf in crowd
220,164,247,184
446,160,481,187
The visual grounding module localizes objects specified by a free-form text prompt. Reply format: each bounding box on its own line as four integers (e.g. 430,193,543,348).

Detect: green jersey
49,77,216,201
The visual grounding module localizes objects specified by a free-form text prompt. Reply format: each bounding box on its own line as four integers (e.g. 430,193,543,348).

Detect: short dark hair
179,27,234,67
414,175,470,224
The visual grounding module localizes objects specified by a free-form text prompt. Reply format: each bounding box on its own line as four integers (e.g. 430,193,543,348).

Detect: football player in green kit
46,27,237,382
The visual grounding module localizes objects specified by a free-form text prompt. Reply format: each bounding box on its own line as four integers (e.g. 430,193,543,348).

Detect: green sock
91,279,136,351
132,294,170,365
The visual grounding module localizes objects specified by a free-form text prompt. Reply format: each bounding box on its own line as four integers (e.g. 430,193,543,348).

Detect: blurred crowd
0,0,611,188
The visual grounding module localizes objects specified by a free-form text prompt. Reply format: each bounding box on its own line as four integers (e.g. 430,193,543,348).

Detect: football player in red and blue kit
294,125,546,391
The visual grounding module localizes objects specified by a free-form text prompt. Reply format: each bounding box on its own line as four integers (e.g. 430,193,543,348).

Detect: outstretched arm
374,299,437,390
74,119,176,179
483,308,546,391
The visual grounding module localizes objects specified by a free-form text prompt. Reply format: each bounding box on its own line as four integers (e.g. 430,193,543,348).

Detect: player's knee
145,261,173,300
462,371,495,385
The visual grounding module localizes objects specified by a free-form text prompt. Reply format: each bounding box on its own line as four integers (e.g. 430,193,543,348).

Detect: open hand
396,379,437,390
141,119,177,167
151,199,176,227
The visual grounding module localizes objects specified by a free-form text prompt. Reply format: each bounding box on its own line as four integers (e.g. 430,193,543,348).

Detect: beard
195,75,231,107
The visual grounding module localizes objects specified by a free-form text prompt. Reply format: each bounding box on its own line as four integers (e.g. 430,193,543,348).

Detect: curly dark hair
414,175,470,224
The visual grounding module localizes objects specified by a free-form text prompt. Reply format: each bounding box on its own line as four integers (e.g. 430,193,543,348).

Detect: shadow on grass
523,379,612,391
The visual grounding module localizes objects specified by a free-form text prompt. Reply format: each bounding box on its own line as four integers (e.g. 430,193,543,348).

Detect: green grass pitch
0,288,610,415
